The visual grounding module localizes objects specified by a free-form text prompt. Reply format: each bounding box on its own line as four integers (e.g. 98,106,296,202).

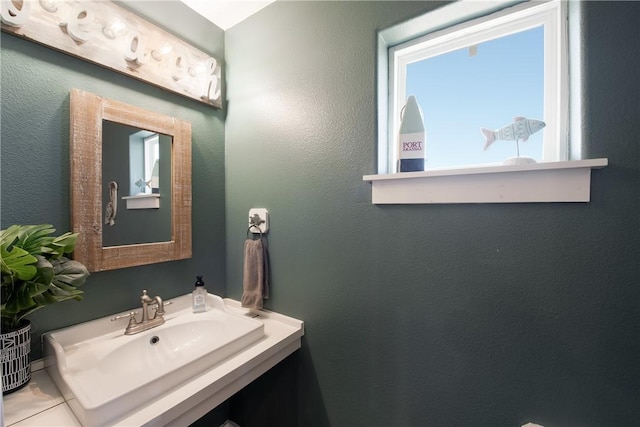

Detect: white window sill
122,193,160,209
363,159,608,204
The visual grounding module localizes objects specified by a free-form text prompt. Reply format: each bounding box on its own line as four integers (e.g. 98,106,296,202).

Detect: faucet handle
111,311,138,322
127,314,138,327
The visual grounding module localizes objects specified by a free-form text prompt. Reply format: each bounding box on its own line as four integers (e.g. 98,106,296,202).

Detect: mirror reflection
102,120,172,247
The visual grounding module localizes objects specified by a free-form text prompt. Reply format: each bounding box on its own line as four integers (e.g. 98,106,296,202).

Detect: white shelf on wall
363,158,608,204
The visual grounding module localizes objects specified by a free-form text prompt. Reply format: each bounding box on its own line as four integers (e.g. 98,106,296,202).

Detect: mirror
101,121,172,247
70,88,192,272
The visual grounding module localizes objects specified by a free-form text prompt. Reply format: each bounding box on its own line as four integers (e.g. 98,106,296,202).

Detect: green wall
225,2,640,426
0,1,226,361
2,1,639,426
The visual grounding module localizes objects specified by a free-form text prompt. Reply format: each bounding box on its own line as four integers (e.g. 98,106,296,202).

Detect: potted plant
0,224,89,394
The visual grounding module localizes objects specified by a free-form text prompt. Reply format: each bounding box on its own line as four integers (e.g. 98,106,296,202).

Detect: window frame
383,0,568,173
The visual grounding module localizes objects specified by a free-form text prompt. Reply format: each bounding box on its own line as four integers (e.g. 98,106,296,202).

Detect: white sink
43,294,264,426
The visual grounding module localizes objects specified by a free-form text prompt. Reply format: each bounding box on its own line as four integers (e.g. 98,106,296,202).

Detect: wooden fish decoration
135,178,152,191
481,116,546,150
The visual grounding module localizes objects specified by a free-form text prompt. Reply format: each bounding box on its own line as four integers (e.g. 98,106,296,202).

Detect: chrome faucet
113,289,166,335
140,290,164,323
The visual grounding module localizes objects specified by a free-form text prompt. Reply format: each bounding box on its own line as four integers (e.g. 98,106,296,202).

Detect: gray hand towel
241,238,270,310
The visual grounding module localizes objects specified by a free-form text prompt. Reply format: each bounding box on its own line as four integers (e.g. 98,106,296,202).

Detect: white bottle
192,275,207,313
398,95,426,172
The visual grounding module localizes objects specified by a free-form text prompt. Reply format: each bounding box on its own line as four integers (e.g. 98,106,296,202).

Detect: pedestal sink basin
43,294,264,426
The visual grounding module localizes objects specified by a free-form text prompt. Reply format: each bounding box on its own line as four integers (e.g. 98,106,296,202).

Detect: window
384,0,567,172
367,1,606,204
143,134,160,193
127,130,160,196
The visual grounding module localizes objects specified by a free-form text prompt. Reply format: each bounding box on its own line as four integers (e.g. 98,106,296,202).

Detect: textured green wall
2,1,638,426
225,2,640,426
0,1,226,361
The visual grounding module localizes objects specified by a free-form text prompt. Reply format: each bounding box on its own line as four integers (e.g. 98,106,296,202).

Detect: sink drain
150,336,160,345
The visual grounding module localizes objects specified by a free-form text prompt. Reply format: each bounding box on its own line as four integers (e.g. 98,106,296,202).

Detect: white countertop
2,299,304,427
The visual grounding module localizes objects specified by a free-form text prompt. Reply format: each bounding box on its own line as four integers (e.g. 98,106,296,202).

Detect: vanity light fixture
40,0,59,13
103,17,126,40
151,43,174,61
1,0,222,107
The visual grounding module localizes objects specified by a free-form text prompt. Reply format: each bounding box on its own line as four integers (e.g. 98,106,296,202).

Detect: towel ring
247,225,263,239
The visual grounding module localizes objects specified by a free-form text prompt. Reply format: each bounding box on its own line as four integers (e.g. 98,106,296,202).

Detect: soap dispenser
192,275,207,313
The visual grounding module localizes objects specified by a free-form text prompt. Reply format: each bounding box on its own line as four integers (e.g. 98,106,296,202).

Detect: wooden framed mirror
70,89,192,272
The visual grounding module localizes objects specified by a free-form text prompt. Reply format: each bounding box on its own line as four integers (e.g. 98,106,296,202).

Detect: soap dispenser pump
192,275,207,313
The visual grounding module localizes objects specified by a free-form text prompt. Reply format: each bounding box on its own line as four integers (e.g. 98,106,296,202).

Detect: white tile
3,370,64,426
11,403,80,427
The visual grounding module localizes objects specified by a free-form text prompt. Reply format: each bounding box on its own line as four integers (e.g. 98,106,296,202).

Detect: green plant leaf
4,284,37,314
2,296,19,314
32,292,58,306
27,281,50,297
0,245,37,281
15,224,56,256
45,232,78,258
52,258,89,289
31,255,54,286
0,225,20,248
1,225,89,331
